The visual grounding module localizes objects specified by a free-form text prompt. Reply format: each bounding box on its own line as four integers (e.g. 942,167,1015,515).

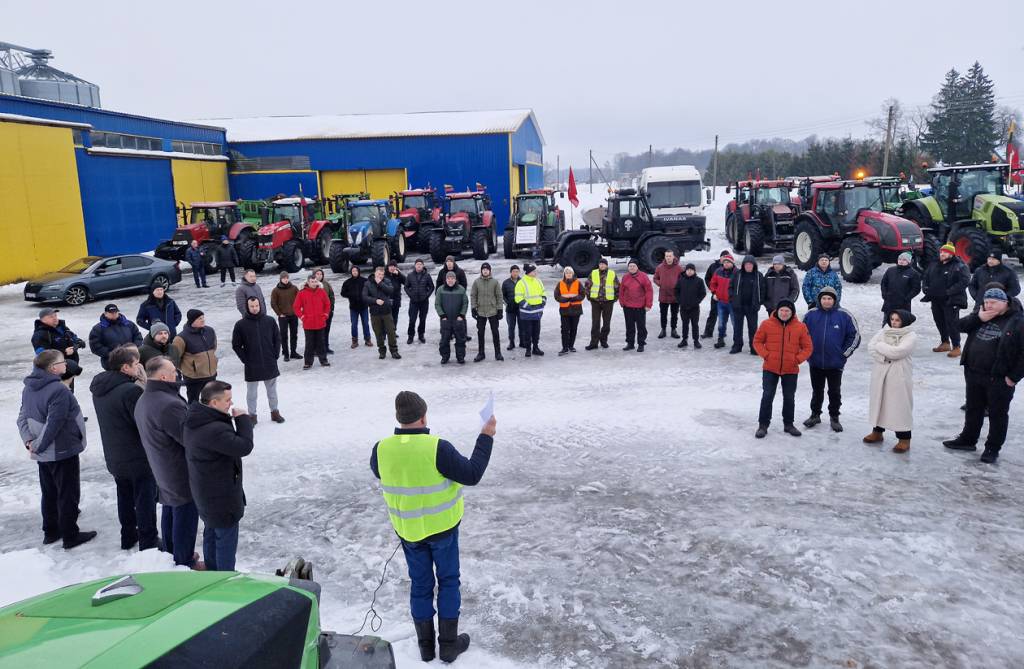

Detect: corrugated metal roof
208,109,543,144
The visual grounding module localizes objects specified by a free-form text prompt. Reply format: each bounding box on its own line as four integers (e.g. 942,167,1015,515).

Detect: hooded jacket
968,263,1021,302
215,242,239,267
868,310,917,431
89,370,150,480
728,256,767,310
803,303,861,370
177,324,218,380
32,319,85,360
340,274,368,311
653,259,683,304
89,315,143,370
136,293,182,338
385,269,405,305
234,278,267,316
270,281,299,317
232,311,282,382
434,263,467,289
471,275,503,317
922,256,970,308
674,271,707,310
764,266,801,313
405,267,435,303
752,300,813,375
708,264,735,303
362,277,396,316
880,264,922,313
293,285,331,329
17,367,86,462
140,333,184,368
502,276,521,312
135,379,191,507
801,266,843,307
184,403,254,528
435,283,469,320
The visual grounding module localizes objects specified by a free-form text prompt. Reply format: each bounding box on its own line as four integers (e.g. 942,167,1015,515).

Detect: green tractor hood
519,213,538,225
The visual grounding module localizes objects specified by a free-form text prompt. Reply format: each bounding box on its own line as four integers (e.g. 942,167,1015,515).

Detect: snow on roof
206,109,543,144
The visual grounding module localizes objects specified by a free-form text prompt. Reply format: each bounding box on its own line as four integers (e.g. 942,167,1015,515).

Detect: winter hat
722,254,735,264
387,259,398,267
149,322,170,337
415,257,426,265
221,236,229,242
104,303,119,313
774,298,797,319
988,250,1003,262
481,262,492,271
510,264,520,271
598,257,609,266
719,249,731,257
445,255,456,264
940,243,955,255
38,307,59,319
279,271,290,279
887,309,916,327
685,262,696,271
445,271,457,280
395,390,427,424
186,309,204,325
816,286,837,302
523,263,537,274
772,254,785,265
897,252,913,265
627,258,640,268
818,253,831,262
984,287,1009,302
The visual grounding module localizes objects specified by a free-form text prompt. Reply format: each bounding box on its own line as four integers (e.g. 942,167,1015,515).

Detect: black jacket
89,315,143,370
32,319,85,380
136,296,182,339
674,273,707,310
184,403,254,528
216,243,239,267
880,264,922,313
502,277,520,312
385,269,406,305
728,259,767,310
89,370,151,480
922,257,970,308
405,268,435,303
959,303,1024,382
134,380,191,507
763,267,800,313
340,275,368,311
232,312,281,382
969,263,1021,302
362,277,395,316
435,264,468,290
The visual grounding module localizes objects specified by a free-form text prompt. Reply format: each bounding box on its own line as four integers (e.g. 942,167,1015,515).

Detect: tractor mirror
558,192,565,198
725,185,732,194
706,188,712,204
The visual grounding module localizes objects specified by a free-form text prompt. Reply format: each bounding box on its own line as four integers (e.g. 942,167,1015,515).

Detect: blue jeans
161,501,199,567
716,301,733,339
350,307,370,339
203,523,239,571
401,527,461,622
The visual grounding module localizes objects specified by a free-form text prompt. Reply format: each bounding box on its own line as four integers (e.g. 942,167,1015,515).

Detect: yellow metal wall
171,159,229,209
321,169,407,200
0,120,88,283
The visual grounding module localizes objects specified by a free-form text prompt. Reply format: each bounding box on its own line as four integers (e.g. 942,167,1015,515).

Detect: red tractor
428,189,498,263
395,187,442,252
724,180,801,256
247,197,337,272
154,202,258,271
792,179,925,282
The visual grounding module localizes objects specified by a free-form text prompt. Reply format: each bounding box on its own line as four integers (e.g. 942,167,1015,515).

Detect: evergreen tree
961,61,1000,162
921,68,964,163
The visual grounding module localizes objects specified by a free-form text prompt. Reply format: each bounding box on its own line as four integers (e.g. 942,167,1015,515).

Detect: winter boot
729,346,742,354
947,346,961,358
585,342,598,350
637,344,645,352
437,618,470,663
364,338,373,347
980,449,999,464
474,351,486,362
600,340,609,349
803,414,821,428
658,328,667,339
783,423,802,437
508,341,517,351
249,414,258,425
291,351,302,360
714,337,726,349
457,357,465,364
943,436,977,451
282,352,291,362
440,357,450,365
678,339,688,348
862,430,883,444
303,364,312,370
419,334,426,344
755,424,768,439
932,342,951,353
391,351,402,360
407,334,414,345
671,328,680,339
558,348,569,356
414,619,436,662
378,351,386,360
693,339,702,349
532,347,545,356
623,343,635,351
830,417,843,432
271,410,285,424
351,337,359,349
64,530,98,550
494,344,504,361
892,439,911,453
525,348,532,358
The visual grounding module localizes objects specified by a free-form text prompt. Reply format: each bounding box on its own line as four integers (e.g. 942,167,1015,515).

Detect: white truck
639,165,711,227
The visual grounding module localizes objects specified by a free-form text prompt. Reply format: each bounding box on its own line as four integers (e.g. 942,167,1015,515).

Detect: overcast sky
5,0,1021,169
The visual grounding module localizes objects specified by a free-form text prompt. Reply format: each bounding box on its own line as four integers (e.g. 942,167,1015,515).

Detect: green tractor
504,192,565,260
0,560,395,668
864,176,923,215
898,163,1024,268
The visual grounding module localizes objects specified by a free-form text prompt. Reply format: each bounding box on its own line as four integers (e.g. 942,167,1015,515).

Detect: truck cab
639,165,711,222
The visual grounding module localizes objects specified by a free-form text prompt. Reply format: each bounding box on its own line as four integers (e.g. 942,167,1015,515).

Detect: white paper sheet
479,391,495,428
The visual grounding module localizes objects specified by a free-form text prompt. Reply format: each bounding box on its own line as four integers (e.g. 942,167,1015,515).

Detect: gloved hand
440,316,448,321
496,310,503,321
472,308,479,319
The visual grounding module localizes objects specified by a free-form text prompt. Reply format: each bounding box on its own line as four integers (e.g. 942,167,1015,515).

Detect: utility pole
556,154,560,188
648,144,653,168
882,105,895,177
589,149,593,193
712,134,719,200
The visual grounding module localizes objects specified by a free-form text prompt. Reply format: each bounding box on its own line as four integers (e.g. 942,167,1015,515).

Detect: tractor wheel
391,234,407,263
838,237,874,283
488,226,498,255
503,228,516,259
238,237,259,271
280,241,305,273
540,226,557,259
637,236,678,273
559,238,601,277
471,229,489,260
949,226,990,270
728,214,744,252
744,223,765,257
316,230,332,264
917,231,941,272
149,273,171,291
202,243,220,272
793,221,826,270
328,242,350,275
371,240,391,268
63,284,90,307
428,233,446,264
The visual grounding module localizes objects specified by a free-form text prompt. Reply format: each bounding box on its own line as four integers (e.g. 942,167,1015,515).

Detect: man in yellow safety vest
370,390,497,663
584,257,619,350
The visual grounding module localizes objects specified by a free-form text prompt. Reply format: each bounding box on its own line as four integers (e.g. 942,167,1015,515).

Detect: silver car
23,255,183,306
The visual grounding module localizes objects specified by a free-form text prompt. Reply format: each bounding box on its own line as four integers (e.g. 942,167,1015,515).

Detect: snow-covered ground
2,192,1024,668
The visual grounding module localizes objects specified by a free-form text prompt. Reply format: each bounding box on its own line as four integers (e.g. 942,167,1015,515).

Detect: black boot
407,334,414,345
943,436,977,451
585,341,598,350
414,619,436,662
438,618,470,663
671,328,680,339
474,351,485,362
677,339,688,349
803,414,821,428
657,328,667,339
494,345,504,361
714,337,725,349
693,339,702,349
532,346,544,356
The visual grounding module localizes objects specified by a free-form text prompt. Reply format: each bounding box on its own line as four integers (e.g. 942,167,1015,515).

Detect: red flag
1009,121,1021,184
568,167,579,208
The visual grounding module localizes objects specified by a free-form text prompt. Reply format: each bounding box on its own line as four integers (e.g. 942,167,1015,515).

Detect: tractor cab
444,191,490,237
724,180,799,255
267,197,322,235
397,188,439,221
930,164,1007,221
334,199,403,268
528,188,566,226
602,189,653,248
348,200,392,240
173,202,242,245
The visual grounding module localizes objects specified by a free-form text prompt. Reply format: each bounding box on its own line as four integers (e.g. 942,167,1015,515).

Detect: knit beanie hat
523,263,537,274
988,250,1003,262
772,254,785,265
719,249,731,257
685,262,696,271
510,264,520,271
186,309,204,325
940,243,956,255
395,390,427,424
897,251,913,265
481,262,491,271
984,287,1009,302
818,253,831,262
149,322,170,336
598,257,609,266
722,254,735,264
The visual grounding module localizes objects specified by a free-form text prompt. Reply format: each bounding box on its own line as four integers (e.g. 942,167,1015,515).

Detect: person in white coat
864,309,917,453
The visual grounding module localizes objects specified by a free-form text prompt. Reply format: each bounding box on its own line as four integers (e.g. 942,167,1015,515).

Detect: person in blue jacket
802,286,860,432
136,285,182,339
802,254,843,308
185,240,209,289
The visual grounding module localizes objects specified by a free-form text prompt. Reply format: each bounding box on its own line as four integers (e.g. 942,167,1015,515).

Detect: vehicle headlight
42,284,60,292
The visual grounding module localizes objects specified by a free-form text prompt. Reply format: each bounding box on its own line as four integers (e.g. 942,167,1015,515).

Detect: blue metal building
217,109,544,231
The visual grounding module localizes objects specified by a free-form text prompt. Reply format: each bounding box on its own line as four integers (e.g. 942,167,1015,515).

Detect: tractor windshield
754,187,791,206
844,186,884,216
517,198,546,216
615,199,639,217
350,206,382,224
449,199,479,215
402,195,427,210
880,185,903,207
272,204,307,225
190,207,237,226
958,170,1004,199
646,181,702,208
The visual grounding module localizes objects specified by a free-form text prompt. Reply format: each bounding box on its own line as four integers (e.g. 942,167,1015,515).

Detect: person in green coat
470,262,504,363
435,272,469,364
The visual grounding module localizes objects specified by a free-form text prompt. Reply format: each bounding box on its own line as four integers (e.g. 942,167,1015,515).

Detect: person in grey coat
135,356,200,568
17,350,96,550
764,255,801,314
235,269,267,316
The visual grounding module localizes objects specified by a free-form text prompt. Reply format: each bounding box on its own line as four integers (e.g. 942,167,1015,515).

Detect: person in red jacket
653,249,684,339
753,298,813,438
619,259,653,352
292,274,331,370
707,254,737,348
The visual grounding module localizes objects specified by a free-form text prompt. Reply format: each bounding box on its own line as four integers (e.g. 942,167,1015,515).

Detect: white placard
516,226,538,244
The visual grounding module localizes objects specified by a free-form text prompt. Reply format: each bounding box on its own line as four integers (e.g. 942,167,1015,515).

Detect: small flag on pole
568,167,579,208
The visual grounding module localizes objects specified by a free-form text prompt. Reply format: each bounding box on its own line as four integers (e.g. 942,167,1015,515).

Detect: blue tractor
329,199,407,273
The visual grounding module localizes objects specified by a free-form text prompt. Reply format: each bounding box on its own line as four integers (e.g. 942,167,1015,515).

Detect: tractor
792,179,925,282
154,202,258,271
504,192,565,259
325,192,368,226
725,179,801,256
427,189,497,263
395,187,443,252
864,176,923,214
0,559,396,668
552,187,710,276
528,188,567,228
897,163,1024,268
328,199,405,273
247,197,337,273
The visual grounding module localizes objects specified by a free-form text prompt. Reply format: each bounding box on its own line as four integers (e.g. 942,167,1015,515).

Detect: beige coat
868,325,916,431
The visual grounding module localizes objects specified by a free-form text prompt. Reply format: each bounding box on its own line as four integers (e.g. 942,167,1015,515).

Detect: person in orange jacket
752,298,813,438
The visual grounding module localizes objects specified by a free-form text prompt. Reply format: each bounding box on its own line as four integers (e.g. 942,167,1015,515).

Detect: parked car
23,255,183,306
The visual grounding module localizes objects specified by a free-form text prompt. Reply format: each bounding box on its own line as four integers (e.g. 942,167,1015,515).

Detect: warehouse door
321,169,407,201
171,159,230,214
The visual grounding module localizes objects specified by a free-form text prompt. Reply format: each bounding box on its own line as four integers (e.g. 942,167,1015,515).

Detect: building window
72,129,84,147
91,131,162,152
172,140,223,156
